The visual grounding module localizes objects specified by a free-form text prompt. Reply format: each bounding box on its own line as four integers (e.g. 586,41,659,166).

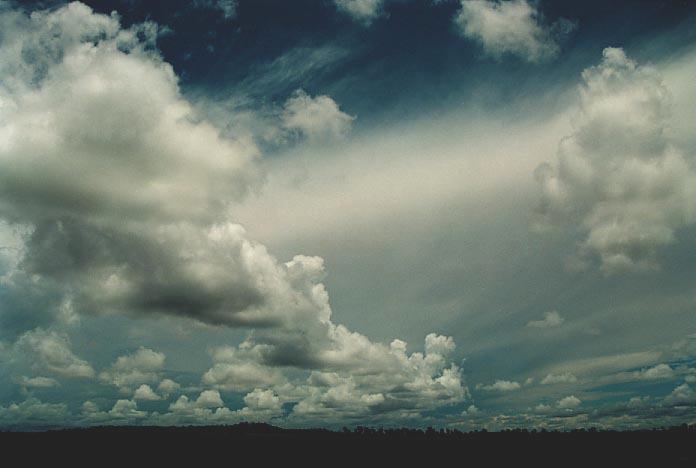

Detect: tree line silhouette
1,422,695,463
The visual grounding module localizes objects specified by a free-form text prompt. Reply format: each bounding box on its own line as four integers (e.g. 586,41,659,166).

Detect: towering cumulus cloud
0,2,465,424
536,48,696,273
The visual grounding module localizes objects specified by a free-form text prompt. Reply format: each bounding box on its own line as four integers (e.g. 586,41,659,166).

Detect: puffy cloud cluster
664,383,695,405
334,0,385,24
14,328,94,379
204,333,467,423
536,48,696,274
0,398,68,427
0,2,467,425
99,347,166,393
454,0,571,63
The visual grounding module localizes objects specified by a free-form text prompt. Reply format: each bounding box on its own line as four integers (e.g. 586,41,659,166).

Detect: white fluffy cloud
15,328,94,378
664,383,695,405
536,47,696,274
0,2,467,425
557,395,581,409
133,384,161,401
281,89,354,142
454,0,571,62
334,0,385,24
526,310,563,329
638,364,674,380
157,378,180,397
99,347,166,392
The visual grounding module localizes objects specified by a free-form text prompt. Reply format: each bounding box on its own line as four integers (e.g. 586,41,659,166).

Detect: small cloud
194,0,238,20
334,0,385,25
133,384,161,401
557,395,581,409
454,0,573,63
480,380,521,392
540,372,577,385
157,378,180,397
627,396,650,408
526,310,564,329
281,89,355,143
18,376,60,389
638,364,674,380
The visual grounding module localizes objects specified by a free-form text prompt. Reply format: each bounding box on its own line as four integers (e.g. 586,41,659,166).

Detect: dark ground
1,423,695,464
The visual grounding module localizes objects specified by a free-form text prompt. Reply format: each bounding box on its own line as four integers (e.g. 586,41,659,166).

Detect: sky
0,0,696,430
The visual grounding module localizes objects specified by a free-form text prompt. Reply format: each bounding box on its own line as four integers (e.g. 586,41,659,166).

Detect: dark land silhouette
1,423,695,464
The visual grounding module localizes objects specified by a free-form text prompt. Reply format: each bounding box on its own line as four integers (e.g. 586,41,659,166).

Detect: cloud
17,376,60,389
170,390,224,411
0,398,68,427
540,372,577,385
334,0,385,24
526,310,563,329
454,0,572,63
202,344,287,392
639,363,674,380
99,347,166,392
194,0,238,19
15,328,94,378
133,384,161,401
157,378,180,397
557,395,581,409
480,379,521,392
203,333,468,422
0,2,467,425
536,47,696,274
281,89,355,142
664,383,695,405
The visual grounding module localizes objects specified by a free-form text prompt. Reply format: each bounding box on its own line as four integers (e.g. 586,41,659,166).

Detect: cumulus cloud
0,2,467,425
664,383,695,405
454,0,572,63
540,372,577,385
202,344,286,392
334,0,385,24
0,398,68,427
536,47,696,274
281,89,354,142
638,363,674,380
479,380,521,392
203,332,467,422
526,310,563,329
15,328,94,378
157,378,180,397
99,347,166,392
133,384,161,401
557,395,581,409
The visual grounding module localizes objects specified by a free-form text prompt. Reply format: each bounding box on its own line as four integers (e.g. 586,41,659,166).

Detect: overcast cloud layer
1,0,696,430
